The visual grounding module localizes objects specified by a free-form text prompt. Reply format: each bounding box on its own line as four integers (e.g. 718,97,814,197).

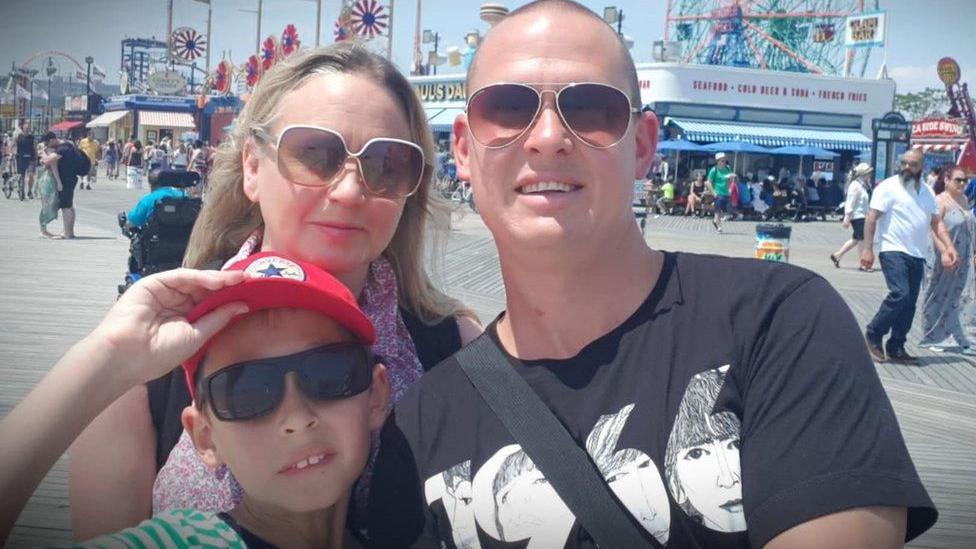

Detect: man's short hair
42,131,56,142
466,0,641,106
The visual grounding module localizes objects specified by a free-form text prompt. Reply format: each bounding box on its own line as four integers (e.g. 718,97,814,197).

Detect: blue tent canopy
704,140,770,154
656,140,707,152
770,145,839,158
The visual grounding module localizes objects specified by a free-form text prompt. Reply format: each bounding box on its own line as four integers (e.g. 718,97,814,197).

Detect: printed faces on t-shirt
422,365,745,548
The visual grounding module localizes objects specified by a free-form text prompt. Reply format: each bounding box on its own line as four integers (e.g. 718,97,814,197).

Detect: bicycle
449,181,477,213
1,155,23,200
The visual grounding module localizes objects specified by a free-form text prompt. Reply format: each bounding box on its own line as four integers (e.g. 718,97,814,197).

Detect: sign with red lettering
911,117,965,138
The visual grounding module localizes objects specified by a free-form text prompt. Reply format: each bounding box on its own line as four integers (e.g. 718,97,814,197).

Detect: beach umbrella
656,140,707,180
770,145,838,177
704,140,769,172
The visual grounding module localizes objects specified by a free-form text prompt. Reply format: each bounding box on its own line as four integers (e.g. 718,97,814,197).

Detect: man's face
899,152,923,182
453,9,657,251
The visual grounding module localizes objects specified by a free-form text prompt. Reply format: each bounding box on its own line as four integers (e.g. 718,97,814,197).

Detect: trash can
755,223,791,263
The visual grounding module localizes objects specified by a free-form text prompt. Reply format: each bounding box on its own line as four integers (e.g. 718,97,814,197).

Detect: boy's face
183,309,389,512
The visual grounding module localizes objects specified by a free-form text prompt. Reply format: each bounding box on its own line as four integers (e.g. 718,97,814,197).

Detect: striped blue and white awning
666,117,871,151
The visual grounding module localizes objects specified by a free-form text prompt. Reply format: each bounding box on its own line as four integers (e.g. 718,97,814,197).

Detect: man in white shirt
861,149,958,362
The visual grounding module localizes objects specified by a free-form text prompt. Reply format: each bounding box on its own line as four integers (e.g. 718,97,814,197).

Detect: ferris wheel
665,0,880,77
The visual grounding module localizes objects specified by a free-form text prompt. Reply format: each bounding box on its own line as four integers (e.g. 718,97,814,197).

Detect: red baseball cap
181,251,376,399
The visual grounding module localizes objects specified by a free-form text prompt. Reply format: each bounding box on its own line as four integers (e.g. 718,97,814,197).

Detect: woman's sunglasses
465,82,642,149
251,125,427,198
202,343,374,422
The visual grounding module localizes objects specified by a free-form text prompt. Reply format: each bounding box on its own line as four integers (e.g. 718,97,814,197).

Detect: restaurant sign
413,80,466,103
911,117,965,139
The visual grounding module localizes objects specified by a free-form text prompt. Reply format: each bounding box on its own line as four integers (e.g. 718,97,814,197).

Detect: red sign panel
912,117,965,138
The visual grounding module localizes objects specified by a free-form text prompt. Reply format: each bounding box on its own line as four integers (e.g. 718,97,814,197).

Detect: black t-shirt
16,133,35,159
367,252,937,548
55,142,80,186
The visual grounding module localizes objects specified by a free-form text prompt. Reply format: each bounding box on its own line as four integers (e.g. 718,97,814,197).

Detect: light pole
423,30,440,75
85,56,93,125
238,0,264,56
46,57,56,130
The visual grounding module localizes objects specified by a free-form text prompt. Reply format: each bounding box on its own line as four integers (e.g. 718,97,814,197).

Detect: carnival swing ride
665,0,880,77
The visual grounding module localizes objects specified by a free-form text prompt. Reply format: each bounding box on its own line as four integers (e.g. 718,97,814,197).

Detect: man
14,121,37,200
124,173,189,228
369,2,937,548
78,131,100,190
42,132,81,239
706,152,732,232
861,149,958,363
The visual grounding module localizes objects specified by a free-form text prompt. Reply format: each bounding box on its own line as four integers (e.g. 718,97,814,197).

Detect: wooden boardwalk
0,184,973,547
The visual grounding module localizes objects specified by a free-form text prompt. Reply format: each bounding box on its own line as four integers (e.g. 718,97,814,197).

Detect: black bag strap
456,334,651,549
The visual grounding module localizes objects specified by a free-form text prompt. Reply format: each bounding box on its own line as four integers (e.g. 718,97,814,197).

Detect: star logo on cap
244,256,306,281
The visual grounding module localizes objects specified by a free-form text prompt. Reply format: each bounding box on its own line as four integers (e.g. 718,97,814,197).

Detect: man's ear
634,111,659,181
452,113,472,183
367,364,391,430
182,405,222,469
241,141,261,203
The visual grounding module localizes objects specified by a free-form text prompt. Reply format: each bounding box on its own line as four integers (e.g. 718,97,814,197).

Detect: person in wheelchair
118,170,202,294
125,169,196,228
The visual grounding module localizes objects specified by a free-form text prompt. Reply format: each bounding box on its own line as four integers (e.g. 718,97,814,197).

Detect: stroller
117,170,202,296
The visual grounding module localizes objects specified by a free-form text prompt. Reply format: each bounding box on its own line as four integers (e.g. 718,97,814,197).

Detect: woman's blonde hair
184,43,471,324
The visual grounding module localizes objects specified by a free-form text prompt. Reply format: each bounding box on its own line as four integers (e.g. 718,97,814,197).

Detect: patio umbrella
704,140,770,172
656,140,707,180
770,145,838,177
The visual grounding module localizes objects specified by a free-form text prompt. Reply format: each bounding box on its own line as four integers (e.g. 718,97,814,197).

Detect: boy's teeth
521,181,574,194
296,459,309,469
308,455,321,465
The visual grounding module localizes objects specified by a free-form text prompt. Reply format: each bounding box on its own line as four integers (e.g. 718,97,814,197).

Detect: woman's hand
89,269,249,386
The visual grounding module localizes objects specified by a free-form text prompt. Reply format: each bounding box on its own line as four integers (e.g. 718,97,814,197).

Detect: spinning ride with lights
666,0,879,76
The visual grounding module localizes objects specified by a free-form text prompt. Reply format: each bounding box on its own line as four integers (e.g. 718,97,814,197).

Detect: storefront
101,95,197,144
910,117,971,172
639,62,893,182
85,110,132,142
410,75,466,146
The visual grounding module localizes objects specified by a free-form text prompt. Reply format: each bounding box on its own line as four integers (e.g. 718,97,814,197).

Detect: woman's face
948,170,967,193
674,436,745,532
244,72,415,281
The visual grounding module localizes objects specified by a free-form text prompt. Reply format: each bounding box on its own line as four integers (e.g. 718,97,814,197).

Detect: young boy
0,252,390,547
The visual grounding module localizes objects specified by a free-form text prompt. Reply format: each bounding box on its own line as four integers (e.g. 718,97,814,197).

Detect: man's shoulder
671,251,817,289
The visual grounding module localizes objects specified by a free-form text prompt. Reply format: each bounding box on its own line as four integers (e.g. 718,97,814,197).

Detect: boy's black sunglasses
202,343,374,422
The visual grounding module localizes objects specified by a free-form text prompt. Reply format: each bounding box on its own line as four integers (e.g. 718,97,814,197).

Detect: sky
1,0,974,95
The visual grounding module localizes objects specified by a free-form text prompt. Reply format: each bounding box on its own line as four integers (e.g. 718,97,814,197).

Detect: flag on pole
15,84,31,100
91,63,107,82
34,87,48,101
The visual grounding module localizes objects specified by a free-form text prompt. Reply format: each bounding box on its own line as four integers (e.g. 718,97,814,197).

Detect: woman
126,140,144,190
36,141,62,237
920,167,976,354
70,44,481,538
171,141,189,171
831,163,873,270
105,141,120,180
684,172,706,216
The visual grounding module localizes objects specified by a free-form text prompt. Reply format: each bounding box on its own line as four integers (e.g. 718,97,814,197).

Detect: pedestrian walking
125,140,144,190
862,149,959,363
78,131,100,190
14,121,37,200
706,152,732,232
920,167,976,354
105,141,120,180
831,162,873,269
171,141,189,170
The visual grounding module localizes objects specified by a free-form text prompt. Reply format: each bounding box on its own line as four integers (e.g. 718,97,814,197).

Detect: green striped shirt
63,509,246,548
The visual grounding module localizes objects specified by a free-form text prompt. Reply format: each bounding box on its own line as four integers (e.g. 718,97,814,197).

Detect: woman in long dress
921,167,976,354
36,143,61,238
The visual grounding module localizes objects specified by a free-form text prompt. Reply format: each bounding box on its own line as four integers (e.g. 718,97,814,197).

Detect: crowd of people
641,151,846,231
0,1,951,547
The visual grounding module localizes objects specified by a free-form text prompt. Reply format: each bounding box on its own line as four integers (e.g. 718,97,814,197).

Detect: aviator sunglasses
202,343,374,422
251,125,428,198
465,82,642,149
